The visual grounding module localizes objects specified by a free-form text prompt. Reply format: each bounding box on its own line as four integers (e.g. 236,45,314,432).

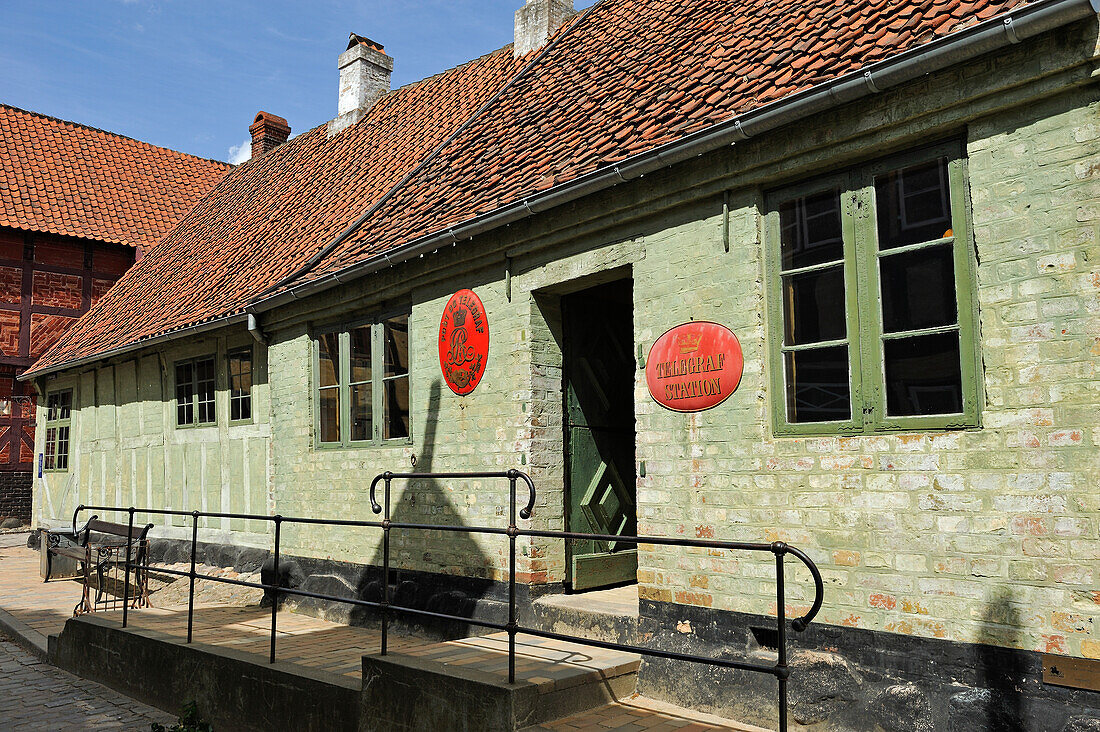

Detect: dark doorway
561,278,637,591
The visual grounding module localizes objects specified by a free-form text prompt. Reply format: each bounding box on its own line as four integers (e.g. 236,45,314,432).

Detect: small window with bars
44,389,72,471
176,355,216,427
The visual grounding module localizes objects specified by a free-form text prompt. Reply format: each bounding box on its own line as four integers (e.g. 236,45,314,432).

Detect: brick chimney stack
514,0,575,57
329,33,393,136
248,112,291,159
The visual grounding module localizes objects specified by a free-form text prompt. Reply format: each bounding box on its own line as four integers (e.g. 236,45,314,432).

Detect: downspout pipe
248,313,268,344
249,0,1098,316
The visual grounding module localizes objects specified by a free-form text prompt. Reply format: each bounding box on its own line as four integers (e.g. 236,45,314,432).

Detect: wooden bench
43,516,155,616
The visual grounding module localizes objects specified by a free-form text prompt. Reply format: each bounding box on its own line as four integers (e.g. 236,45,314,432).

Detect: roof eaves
21,313,249,381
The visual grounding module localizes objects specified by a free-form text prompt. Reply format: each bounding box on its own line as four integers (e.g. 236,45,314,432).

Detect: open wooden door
562,279,637,591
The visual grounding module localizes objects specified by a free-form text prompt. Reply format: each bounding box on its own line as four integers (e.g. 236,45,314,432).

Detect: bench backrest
86,518,155,542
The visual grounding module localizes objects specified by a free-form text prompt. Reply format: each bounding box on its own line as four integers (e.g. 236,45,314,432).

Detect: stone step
527,584,639,646
361,632,640,731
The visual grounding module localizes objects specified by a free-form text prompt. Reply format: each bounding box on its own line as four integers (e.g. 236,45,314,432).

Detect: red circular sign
645,321,744,412
439,289,489,396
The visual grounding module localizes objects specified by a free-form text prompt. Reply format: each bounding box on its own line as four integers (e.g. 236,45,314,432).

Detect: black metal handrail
74,469,823,731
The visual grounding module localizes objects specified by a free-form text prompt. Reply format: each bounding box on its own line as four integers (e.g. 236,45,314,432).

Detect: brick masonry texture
0,470,31,522
30,15,1100,678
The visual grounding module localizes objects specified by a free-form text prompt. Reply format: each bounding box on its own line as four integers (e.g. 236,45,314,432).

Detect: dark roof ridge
0,103,233,168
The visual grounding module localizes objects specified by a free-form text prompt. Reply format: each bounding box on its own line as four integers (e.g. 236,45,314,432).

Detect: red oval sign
439,289,489,396
645,321,744,412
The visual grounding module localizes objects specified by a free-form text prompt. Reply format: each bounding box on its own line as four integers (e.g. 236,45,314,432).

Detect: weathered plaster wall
33,330,273,543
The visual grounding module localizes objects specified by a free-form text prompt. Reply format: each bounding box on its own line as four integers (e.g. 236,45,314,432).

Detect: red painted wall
0,226,135,471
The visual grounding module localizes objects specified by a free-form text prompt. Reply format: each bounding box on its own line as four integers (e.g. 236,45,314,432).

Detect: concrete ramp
361,633,640,731
52,613,360,732
51,614,638,731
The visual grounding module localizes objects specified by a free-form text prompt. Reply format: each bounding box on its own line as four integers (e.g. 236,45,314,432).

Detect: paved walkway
0,539,763,731
0,632,175,731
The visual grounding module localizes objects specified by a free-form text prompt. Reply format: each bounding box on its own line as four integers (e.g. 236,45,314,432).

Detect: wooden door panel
563,279,637,590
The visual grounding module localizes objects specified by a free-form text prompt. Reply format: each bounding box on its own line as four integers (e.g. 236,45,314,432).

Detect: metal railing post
270,516,282,664
75,471,822,732
507,470,518,685
187,511,198,644
774,542,789,732
381,473,392,656
122,506,134,627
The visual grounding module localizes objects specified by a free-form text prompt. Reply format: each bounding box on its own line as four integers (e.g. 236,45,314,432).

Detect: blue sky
0,0,595,163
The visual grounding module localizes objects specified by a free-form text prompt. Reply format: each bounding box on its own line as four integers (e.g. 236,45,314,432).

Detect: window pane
784,346,851,423
319,386,340,443
229,350,252,421
880,244,957,333
384,376,410,440
350,383,372,441
384,316,409,378
350,327,372,384
56,426,69,470
44,427,56,470
875,157,952,250
779,187,844,269
318,333,340,388
782,265,846,345
58,390,71,418
884,332,963,416
196,357,215,424
176,362,194,425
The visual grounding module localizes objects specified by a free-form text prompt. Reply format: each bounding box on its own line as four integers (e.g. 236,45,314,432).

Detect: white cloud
227,138,251,165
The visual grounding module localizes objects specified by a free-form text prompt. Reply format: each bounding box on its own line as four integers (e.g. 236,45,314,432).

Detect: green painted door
562,279,638,591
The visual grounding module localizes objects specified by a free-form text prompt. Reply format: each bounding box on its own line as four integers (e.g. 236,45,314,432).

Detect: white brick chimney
328,33,393,136
514,0,575,57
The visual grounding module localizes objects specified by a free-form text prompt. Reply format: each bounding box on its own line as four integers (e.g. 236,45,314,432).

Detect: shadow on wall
276,380,498,640
966,587,1027,731
353,380,499,638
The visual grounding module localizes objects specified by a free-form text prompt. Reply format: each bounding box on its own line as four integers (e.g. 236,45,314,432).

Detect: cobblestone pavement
0,632,175,731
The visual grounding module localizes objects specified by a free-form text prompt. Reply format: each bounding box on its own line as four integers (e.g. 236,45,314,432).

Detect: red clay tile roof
28,0,1036,376
0,104,230,249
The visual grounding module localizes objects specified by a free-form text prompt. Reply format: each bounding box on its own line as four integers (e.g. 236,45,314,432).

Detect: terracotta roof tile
29,0,1035,376
0,104,229,250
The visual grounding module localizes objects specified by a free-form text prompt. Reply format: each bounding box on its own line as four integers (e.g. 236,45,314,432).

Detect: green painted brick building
24,0,1100,727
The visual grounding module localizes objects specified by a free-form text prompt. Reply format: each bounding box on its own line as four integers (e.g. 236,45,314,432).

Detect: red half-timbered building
0,104,229,522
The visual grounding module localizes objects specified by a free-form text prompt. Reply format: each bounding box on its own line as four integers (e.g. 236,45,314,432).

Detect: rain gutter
250,0,1099,315
21,314,248,380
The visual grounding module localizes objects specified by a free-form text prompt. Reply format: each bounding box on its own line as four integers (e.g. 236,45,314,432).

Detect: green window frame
764,142,980,436
313,313,410,447
228,347,253,423
43,389,72,471
175,355,216,427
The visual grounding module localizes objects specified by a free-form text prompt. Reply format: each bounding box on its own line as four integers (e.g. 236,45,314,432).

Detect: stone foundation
636,599,1100,732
